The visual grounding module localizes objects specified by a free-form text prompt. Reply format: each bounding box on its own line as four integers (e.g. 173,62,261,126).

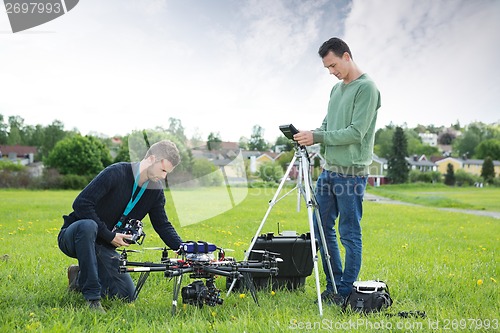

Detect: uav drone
118,241,280,315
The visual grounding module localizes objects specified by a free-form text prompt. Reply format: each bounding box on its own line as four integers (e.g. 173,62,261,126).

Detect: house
405,155,437,172
0,145,37,165
418,133,438,146
435,157,500,176
368,154,389,186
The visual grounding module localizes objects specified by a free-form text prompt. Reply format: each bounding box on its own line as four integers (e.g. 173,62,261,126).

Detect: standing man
58,140,184,312
294,37,381,304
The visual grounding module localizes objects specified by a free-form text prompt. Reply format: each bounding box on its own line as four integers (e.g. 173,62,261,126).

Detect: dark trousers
58,219,135,301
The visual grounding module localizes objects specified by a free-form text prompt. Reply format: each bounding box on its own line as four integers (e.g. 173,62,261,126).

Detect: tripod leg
300,151,324,316
226,154,298,296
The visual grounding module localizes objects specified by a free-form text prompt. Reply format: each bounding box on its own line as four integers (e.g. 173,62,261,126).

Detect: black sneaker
324,293,345,306
87,300,106,314
316,290,345,306
67,265,80,292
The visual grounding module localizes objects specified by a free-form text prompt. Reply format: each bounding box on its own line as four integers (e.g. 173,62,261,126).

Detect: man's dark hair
318,37,353,59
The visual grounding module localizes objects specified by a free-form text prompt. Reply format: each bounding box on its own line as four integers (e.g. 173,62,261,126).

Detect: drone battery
181,242,217,254
249,232,317,290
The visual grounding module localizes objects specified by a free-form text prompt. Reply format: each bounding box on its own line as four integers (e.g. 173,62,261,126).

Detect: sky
1,0,499,143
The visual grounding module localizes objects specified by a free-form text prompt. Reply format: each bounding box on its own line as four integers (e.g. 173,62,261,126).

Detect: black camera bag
344,280,393,313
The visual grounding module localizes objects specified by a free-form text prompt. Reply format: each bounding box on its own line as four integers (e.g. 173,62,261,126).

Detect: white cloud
1,0,498,145
344,0,500,128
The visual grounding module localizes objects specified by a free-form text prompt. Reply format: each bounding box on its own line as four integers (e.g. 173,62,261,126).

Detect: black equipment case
246,232,317,290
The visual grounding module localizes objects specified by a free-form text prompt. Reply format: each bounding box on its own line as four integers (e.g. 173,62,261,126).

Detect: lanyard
123,166,149,217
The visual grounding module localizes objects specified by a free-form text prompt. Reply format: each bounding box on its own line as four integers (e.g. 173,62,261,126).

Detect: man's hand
111,233,132,247
293,131,314,146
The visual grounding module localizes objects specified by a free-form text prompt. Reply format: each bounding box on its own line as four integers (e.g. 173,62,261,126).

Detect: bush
454,169,482,187
191,158,223,186
492,177,500,187
0,159,25,172
0,160,31,188
409,170,442,183
30,168,63,189
62,174,90,190
258,162,284,182
0,170,31,188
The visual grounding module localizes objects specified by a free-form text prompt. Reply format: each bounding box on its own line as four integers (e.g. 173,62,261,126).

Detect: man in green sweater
294,37,381,304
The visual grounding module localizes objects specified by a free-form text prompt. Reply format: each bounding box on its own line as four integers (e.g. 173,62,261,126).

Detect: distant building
0,145,37,165
435,157,500,176
418,133,438,146
405,155,437,172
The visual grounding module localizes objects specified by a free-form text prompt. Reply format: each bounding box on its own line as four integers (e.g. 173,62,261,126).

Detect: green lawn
0,188,498,332
368,183,500,211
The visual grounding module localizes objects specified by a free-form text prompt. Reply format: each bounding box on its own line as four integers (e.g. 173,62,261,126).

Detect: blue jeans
58,219,135,301
313,170,367,297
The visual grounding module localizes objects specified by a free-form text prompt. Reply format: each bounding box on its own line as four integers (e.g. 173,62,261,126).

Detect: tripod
227,144,336,316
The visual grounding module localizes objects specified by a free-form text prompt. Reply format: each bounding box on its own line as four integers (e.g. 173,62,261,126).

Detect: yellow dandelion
239,293,246,299
211,311,217,317
271,290,276,296
491,277,497,283
477,279,483,286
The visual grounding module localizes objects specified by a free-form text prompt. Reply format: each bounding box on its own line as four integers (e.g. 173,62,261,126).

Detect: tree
475,139,500,160
481,157,495,184
238,136,249,150
444,163,455,186
189,128,204,148
374,125,395,158
438,131,456,145
274,135,294,152
167,117,187,143
7,115,24,145
207,132,222,151
192,158,223,186
453,130,480,158
44,135,111,177
114,136,131,163
387,126,409,184
0,114,8,144
248,125,268,151
39,120,69,159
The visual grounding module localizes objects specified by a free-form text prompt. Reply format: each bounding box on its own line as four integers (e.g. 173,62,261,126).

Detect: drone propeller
250,249,280,256
143,247,166,251
211,260,236,265
118,248,142,253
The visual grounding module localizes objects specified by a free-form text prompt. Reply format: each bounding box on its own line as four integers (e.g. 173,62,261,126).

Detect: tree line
1,113,499,188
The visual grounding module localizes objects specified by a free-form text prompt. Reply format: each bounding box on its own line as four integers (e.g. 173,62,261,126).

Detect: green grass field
0,187,498,332
368,183,500,212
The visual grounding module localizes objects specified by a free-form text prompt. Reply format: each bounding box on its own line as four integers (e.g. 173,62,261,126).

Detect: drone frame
118,245,279,314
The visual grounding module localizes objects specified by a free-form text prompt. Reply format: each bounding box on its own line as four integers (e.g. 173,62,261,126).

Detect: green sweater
313,73,381,175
